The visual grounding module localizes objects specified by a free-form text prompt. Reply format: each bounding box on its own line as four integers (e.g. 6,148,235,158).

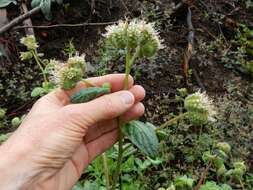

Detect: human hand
0,74,145,190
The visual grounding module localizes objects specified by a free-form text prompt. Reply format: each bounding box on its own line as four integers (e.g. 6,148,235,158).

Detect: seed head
184,91,216,126
20,35,38,50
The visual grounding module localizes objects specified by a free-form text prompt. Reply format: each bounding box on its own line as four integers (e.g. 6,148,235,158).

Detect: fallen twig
13,21,118,29
194,162,212,190
182,7,194,84
21,2,35,35
0,6,41,35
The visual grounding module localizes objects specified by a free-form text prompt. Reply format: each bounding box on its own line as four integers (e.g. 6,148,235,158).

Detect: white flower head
103,19,163,57
49,55,86,90
20,35,38,50
184,91,216,125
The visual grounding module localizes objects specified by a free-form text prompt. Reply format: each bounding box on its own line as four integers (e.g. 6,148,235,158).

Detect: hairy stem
32,50,47,83
157,112,187,130
111,45,141,190
102,153,110,190
240,180,245,190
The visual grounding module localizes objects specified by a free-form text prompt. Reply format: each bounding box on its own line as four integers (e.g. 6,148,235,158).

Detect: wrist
0,139,38,190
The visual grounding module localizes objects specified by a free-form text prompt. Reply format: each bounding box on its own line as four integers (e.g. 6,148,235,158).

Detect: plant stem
111,44,141,190
81,79,96,87
32,50,47,83
102,153,110,190
240,180,245,190
157,112,187,131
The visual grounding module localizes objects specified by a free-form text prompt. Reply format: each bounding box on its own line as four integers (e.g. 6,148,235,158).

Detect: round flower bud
104,21,127,49
59,67,83,90
233,161,246,172
20,51,33,61
233,168,245,177
186,111,208,126
184,91,216,126
49,55,86,90
213,157,224,170
20,35,38,50
140,39,159,57
0,108,6,119
217,164,227,176
67,55,86,71
166,185,175,190
11,117,21,127
216,142,231,154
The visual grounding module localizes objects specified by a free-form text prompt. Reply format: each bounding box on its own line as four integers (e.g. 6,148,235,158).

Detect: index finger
47,74,134,106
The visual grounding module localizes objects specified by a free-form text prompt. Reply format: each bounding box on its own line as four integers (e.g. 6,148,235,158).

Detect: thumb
62,90,135,127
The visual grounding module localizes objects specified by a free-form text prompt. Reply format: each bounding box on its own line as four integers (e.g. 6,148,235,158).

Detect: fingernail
120,91,134,104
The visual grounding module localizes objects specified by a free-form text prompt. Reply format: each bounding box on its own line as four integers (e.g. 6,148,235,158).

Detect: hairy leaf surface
70,87,110,104
123,120,159,158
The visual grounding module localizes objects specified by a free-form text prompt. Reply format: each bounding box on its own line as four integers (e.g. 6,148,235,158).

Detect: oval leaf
70,87,110,104
123,120,159,158
40,0,52,20
31,0,41,8
0,0,17,8
31,87,45,97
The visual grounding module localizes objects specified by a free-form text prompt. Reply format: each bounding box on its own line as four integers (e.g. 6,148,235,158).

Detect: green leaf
40,0,52,20
0,0,17,8
199,181,232,190
31,0,52,20
52,0,62,4
31,0,41,8
174,175,194,190
31,87,45,97
123,120,159,158
70,87,110,104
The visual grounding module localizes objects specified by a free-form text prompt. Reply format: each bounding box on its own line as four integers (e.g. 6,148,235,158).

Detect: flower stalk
102,153,110,189
103,19,163,190
31,50,48,83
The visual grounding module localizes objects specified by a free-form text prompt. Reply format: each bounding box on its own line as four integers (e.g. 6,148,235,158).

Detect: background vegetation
0,0,252,189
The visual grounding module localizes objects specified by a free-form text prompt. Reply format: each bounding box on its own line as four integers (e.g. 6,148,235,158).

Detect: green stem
32,50,47,83
102,153,110,190
240,180,245,190
157,112,187,131
81,79,96,87
111,45,141,190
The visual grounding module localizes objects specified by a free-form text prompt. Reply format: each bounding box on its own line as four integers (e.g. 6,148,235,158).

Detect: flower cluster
20,35,38,50
226,161,246,181
215,142,231,154
20,35,39,61
49,55,86,90
184,91,216,126
202,142,234,177
104,20,163,58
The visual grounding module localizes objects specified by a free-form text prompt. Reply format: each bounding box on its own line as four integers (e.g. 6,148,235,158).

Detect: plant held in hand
103,19,163,189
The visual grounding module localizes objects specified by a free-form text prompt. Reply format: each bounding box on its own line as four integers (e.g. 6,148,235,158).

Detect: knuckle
101,95,118,119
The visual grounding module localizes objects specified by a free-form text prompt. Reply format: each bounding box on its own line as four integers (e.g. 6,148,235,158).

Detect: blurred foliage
0,60,41,109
